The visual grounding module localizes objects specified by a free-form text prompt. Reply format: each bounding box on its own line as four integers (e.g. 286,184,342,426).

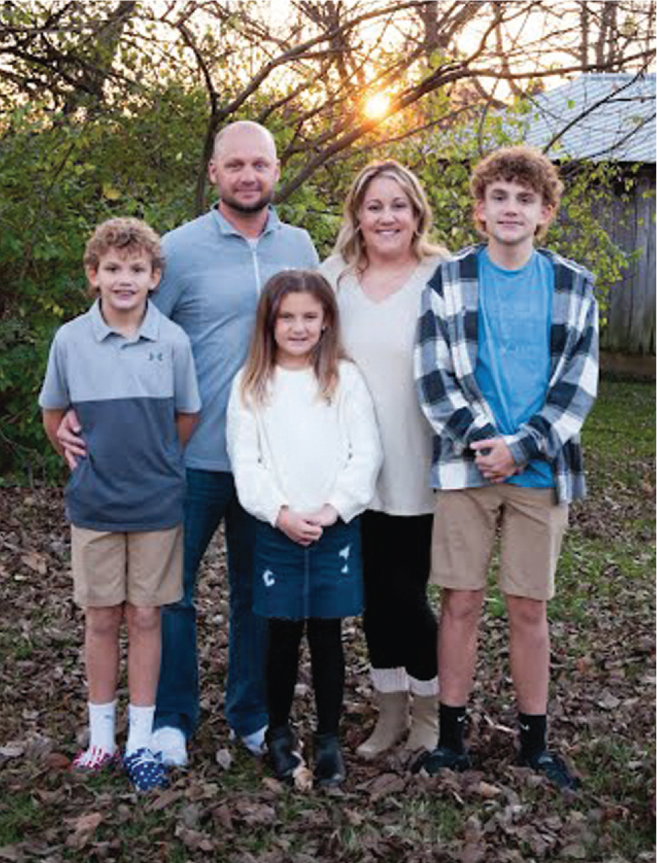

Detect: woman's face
357,175,419,262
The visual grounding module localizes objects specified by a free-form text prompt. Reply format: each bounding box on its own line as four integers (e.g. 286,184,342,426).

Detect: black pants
267,617,344,735
361,511,437,682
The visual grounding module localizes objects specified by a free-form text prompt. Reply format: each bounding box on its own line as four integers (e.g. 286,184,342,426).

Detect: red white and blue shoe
123,747,168,792
71,745,119,773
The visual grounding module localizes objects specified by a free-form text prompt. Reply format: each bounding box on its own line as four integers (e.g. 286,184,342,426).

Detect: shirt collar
211,203,281,238
89,298,160,343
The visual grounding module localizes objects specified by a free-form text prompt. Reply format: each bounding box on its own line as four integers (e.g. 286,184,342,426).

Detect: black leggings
267,617,344,735
361,510,437,681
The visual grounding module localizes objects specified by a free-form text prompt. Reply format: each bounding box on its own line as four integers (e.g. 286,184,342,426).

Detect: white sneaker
229,725,268,756
151,726,188,767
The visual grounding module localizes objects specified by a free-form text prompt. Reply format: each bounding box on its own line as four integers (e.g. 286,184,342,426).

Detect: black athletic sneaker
518,749,580,790
411,745,471,775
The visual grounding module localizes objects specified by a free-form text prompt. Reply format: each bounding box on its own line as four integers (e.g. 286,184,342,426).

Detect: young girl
227,270,381,787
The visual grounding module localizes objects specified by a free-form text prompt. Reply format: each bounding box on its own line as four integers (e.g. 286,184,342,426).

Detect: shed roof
521,73,656,164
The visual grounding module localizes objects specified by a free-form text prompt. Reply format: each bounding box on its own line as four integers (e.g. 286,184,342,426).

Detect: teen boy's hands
471,438,519,483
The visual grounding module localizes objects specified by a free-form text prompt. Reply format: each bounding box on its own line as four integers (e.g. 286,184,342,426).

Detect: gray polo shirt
39,300,201,531
152,205,319,472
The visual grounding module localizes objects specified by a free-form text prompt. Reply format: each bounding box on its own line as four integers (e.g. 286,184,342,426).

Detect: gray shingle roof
521,73,656,164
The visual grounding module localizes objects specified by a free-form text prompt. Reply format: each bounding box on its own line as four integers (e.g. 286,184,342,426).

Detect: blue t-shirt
475,249,554,488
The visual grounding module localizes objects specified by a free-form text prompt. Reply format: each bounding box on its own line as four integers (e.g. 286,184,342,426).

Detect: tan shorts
431,485,568,601
71,525,183,608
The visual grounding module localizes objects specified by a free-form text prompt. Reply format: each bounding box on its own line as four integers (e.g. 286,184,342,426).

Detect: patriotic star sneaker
123,747,168,792
71,745,119,773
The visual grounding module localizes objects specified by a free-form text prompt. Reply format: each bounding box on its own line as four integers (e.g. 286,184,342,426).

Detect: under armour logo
148,351,164,362
262,569,275,587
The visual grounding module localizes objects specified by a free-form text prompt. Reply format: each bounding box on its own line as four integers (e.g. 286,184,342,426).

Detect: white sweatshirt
227,360,382,526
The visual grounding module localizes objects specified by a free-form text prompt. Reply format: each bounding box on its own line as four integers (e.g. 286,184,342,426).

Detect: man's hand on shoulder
57,409,86,470
471,438,518,483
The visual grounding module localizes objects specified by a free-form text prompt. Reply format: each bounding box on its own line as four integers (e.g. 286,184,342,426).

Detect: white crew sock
126,704,156,756
88,700,117,753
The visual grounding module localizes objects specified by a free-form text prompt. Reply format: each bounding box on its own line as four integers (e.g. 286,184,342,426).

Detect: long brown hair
241,270,346,404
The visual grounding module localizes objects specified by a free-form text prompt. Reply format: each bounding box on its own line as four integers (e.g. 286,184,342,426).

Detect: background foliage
0,1,654,482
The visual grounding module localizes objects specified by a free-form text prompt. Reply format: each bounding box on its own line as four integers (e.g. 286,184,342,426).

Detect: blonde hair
470,146,563,240
333,160,447,271
241,270,346,405
83,217,163,297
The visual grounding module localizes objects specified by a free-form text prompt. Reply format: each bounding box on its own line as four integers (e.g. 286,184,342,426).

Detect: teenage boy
39,218,200,791
414,146,598,789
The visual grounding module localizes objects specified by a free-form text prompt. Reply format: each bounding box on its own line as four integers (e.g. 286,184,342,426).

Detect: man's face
475,179,553,248
208,127,280,216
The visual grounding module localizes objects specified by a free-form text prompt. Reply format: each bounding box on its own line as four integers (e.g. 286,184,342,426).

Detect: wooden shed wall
598,171,655,356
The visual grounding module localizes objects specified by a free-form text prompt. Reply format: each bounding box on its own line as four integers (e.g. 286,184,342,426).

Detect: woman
320,160,449,758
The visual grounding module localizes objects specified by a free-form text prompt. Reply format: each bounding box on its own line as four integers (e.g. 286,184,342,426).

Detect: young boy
39,218,200,791
414,146,598,789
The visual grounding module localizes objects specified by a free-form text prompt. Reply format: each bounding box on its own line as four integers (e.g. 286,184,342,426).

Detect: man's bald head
213,121,278,160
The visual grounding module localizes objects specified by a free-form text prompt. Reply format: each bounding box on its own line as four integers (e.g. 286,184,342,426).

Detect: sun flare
363,92,391,120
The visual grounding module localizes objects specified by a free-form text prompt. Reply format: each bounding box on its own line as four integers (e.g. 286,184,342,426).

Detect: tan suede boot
356,691,410,759
404,694,438,752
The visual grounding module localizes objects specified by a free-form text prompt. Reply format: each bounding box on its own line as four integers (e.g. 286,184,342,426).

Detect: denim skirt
253,517,363,620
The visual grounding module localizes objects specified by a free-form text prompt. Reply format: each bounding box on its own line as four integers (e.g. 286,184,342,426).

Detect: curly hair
470,146,563,240
83,217,164,296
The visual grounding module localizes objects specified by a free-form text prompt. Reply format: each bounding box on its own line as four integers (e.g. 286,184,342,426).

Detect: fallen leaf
261,777,285,794
20,552,47,574
211,804,234,831
561,843,588,860
65,812,103,850
215,747,232,770
174,824,214,852
597,691,621,710
293,765,314,791
459,841,486,863
46,752,70,770
0,744,24,759
147,788,182,811
367,772,406,801
478,780,502,798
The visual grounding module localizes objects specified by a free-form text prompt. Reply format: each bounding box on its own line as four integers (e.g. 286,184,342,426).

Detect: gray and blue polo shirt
39,300,201,532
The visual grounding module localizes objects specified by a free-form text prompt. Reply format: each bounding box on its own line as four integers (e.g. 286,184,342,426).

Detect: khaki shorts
71,525,183,608
431,485,568,601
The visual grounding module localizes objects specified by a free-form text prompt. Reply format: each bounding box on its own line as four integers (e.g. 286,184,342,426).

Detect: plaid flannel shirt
414,244,599,504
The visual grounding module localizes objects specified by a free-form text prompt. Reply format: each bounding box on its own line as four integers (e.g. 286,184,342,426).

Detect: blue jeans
154,469,268,739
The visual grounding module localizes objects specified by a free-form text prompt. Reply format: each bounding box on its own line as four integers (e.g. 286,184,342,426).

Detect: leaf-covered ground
1,379,654,863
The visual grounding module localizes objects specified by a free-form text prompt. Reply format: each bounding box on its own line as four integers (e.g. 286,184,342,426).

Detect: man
414,146,598,789
59,121,319,766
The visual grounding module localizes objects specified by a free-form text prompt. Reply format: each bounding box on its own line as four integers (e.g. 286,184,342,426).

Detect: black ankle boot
313,732,346,787
265,725,301,782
